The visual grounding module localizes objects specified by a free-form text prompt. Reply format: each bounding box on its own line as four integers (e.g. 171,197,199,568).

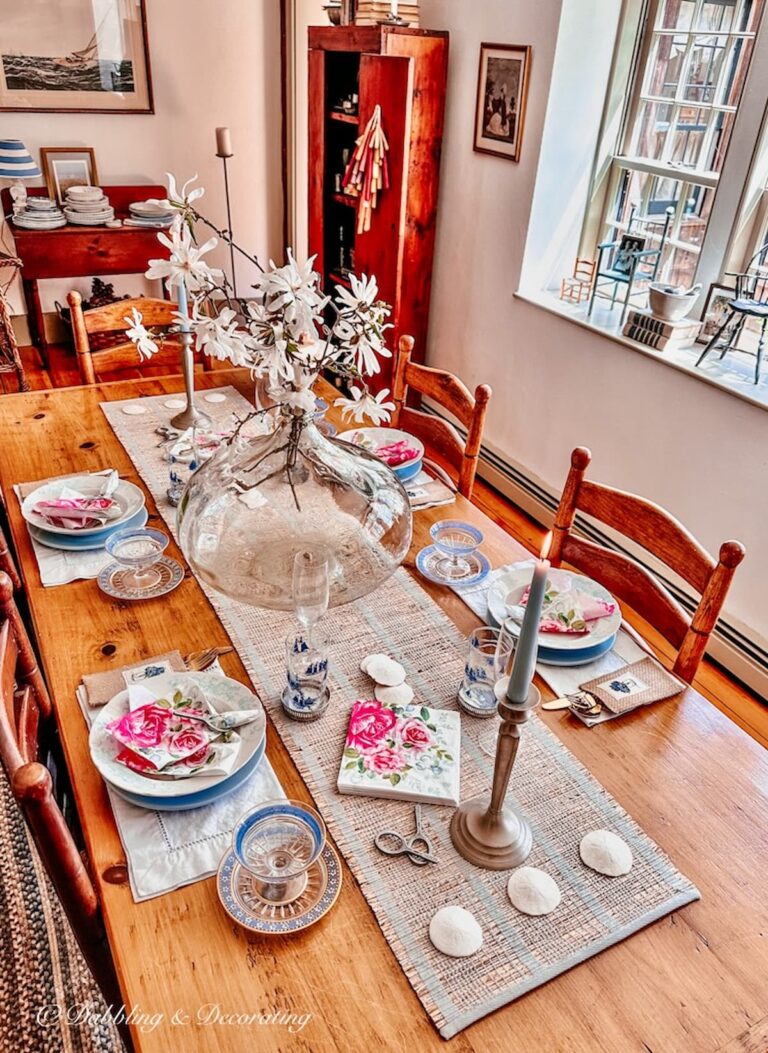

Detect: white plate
487,562,621,651
337,426,425,470
89,672,266,799
21,475,145,536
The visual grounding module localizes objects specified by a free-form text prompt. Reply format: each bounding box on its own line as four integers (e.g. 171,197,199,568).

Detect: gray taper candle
506,535,551,703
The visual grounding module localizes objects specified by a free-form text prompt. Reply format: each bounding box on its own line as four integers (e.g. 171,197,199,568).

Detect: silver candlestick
170,328,212,431
450,680,539,869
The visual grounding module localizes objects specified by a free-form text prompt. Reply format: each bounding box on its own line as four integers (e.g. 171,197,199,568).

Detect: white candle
215,126,233,157
506,533,552,704
391,0,398,16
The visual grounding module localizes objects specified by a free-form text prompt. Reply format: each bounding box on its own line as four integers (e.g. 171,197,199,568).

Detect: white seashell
375,683,414,706
121,404,147,415
203,392,227,403
365,655,406,687
507,867,561,916
163,398,186,410
429,906,483,958
579,830,633,876
360,653,387,676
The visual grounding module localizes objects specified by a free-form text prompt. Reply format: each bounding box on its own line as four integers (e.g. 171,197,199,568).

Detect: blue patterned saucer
217,840,341,934
416,545,490,588
97,556,183,600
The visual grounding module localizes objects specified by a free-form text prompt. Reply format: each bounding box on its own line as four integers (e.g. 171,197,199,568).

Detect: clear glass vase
177,409,412,610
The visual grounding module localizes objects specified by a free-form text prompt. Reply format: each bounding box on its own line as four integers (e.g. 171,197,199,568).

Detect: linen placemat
101,389,699,1039
14,470,121,586
76,650,284,903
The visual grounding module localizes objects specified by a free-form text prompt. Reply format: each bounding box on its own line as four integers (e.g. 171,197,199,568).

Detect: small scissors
374,805,438,866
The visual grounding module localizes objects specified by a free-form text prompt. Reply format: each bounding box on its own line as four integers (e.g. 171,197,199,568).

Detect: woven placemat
101,390,699,1039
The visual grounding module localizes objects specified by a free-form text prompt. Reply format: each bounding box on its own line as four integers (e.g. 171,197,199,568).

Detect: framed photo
613,235,646,277
41,147,99,204
697,283,736,344
0,0,153,113
474,43,532,162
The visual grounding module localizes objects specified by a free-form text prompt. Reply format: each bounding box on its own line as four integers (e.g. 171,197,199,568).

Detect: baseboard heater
421,401,768,701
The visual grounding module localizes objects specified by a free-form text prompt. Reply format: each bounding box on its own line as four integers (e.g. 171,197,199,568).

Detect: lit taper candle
506,532,552,704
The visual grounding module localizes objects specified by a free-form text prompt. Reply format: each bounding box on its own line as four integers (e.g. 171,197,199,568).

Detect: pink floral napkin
32,489,119,529
520,578,616,635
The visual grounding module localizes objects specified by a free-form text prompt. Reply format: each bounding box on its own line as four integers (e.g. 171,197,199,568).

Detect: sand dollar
507,867,561,916
365,655,406,687
375,683,414,706
121,404,147,415
579,830,633,876
429,906,483,958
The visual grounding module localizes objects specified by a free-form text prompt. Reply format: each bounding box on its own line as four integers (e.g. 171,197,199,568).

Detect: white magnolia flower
124,307,159,360
147,172,205,212
187,306,252,367
281,388,317,415
352,331,392,376
146,215,223,293
334,386,395,426
253,336,294,389
335,273,379,314
252,250,327,332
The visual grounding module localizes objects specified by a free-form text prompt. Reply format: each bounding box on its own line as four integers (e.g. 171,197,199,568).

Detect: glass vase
177,408,412,610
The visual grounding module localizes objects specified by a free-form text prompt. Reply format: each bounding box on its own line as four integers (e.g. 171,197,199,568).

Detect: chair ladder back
0,622,24,772
391,336,492,498
0,523,21,592
0,572,51,719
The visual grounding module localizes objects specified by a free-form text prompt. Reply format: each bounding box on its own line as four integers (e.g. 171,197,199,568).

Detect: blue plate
536,632,617,666
30,506,149,551
107,733,266,811
394,457,423,483
416,544,490,588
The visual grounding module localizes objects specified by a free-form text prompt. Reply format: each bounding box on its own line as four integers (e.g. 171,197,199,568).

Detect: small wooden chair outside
391,336,492,499
68,292,207,385
0,572,126,1034
551,447,745,684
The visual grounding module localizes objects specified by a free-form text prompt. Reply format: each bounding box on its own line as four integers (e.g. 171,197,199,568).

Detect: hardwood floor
6,341,768,749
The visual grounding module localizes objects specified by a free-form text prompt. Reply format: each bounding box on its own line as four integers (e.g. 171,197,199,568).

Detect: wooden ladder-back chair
0,572,126,1032
551,447,745,683
0,521,21,592
391,336,492,499
68,291,208,385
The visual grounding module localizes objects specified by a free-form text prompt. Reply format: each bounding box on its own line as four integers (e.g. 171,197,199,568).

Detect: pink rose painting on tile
338,700,461,805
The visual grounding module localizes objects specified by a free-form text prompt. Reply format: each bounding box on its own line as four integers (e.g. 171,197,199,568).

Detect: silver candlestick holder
170,329,212,431
450,680,540,869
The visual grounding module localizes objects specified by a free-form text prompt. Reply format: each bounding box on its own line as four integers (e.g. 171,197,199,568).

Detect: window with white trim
590,0,764,287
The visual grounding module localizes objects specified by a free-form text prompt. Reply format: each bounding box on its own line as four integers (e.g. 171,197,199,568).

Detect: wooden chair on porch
68,292,210,385
391,336,492,500
550,447,745,684
0,572,126,1047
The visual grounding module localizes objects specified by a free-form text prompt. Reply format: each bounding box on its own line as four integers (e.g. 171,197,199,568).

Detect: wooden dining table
0,368,766,1053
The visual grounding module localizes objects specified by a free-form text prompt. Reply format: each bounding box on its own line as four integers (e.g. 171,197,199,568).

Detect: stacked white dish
63,185,115,226
125,200,174,228
21,473,147,551
11,196,66,230
89,673,267,811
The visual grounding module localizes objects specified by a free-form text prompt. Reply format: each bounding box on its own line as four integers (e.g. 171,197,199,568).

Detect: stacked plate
11,196,66,230
338,426,424,483
487,562,621,666
21,473,147,552
125,200,174,228
89,673,267,811
63,185,115,226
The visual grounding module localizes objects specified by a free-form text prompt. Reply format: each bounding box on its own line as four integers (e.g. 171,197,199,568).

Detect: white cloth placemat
76,683,284,902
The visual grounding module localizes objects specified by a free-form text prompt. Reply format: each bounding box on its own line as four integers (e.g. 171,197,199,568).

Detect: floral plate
89,672,266,800
217,841,342,934
21,476,145,536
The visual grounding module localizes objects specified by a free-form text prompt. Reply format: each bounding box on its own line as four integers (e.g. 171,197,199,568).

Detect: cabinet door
353,53,413,391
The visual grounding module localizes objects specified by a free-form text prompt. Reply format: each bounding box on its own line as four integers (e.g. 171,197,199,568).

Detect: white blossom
187,306,252,367
335,386,395,425
146,216,222,293
335,273,379,313
124,308,159,360
147,172,205,213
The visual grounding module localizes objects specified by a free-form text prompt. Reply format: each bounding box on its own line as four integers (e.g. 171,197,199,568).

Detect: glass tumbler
458,625,514,717
281,630,330,721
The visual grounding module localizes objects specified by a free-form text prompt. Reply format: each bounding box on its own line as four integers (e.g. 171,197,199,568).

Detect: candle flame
540,531,553,561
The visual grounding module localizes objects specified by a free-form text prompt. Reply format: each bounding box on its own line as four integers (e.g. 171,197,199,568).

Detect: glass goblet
234,799,326,905
430,520,484,582
105,527,169,591
292,548,330,640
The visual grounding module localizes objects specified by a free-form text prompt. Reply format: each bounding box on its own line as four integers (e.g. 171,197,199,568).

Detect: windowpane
644,35,688,98
669,106,709,166
684,35,728,102
631,101,675,159
697,0,739,32
658,0,696,30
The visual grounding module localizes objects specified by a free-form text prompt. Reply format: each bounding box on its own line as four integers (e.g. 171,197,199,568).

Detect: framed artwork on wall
0,0,153,113
697,283,736,344
41,147,99,203
473,43,531,162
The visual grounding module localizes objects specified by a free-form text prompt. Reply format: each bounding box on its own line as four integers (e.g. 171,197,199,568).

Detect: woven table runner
101,388,699,1039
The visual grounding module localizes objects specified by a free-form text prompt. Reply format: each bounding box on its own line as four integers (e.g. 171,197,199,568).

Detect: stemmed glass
292,548,330,642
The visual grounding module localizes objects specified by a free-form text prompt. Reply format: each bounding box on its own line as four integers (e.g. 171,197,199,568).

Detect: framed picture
41,147,99,204
0,0,153,113
613,235,647,277
474,43,532,162
697,283,736,344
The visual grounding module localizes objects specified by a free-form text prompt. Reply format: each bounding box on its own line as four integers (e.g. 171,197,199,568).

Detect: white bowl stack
125,200,175,228
11,196,66,230
63,185,115,226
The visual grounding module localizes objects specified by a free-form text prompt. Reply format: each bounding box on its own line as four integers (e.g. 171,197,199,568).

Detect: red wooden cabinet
308,25,448,392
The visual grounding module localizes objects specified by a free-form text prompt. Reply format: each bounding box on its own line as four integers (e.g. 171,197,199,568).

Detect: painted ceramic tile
337,699,460,806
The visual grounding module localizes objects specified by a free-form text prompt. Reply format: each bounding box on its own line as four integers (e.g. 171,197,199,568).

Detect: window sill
514,287,768,414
